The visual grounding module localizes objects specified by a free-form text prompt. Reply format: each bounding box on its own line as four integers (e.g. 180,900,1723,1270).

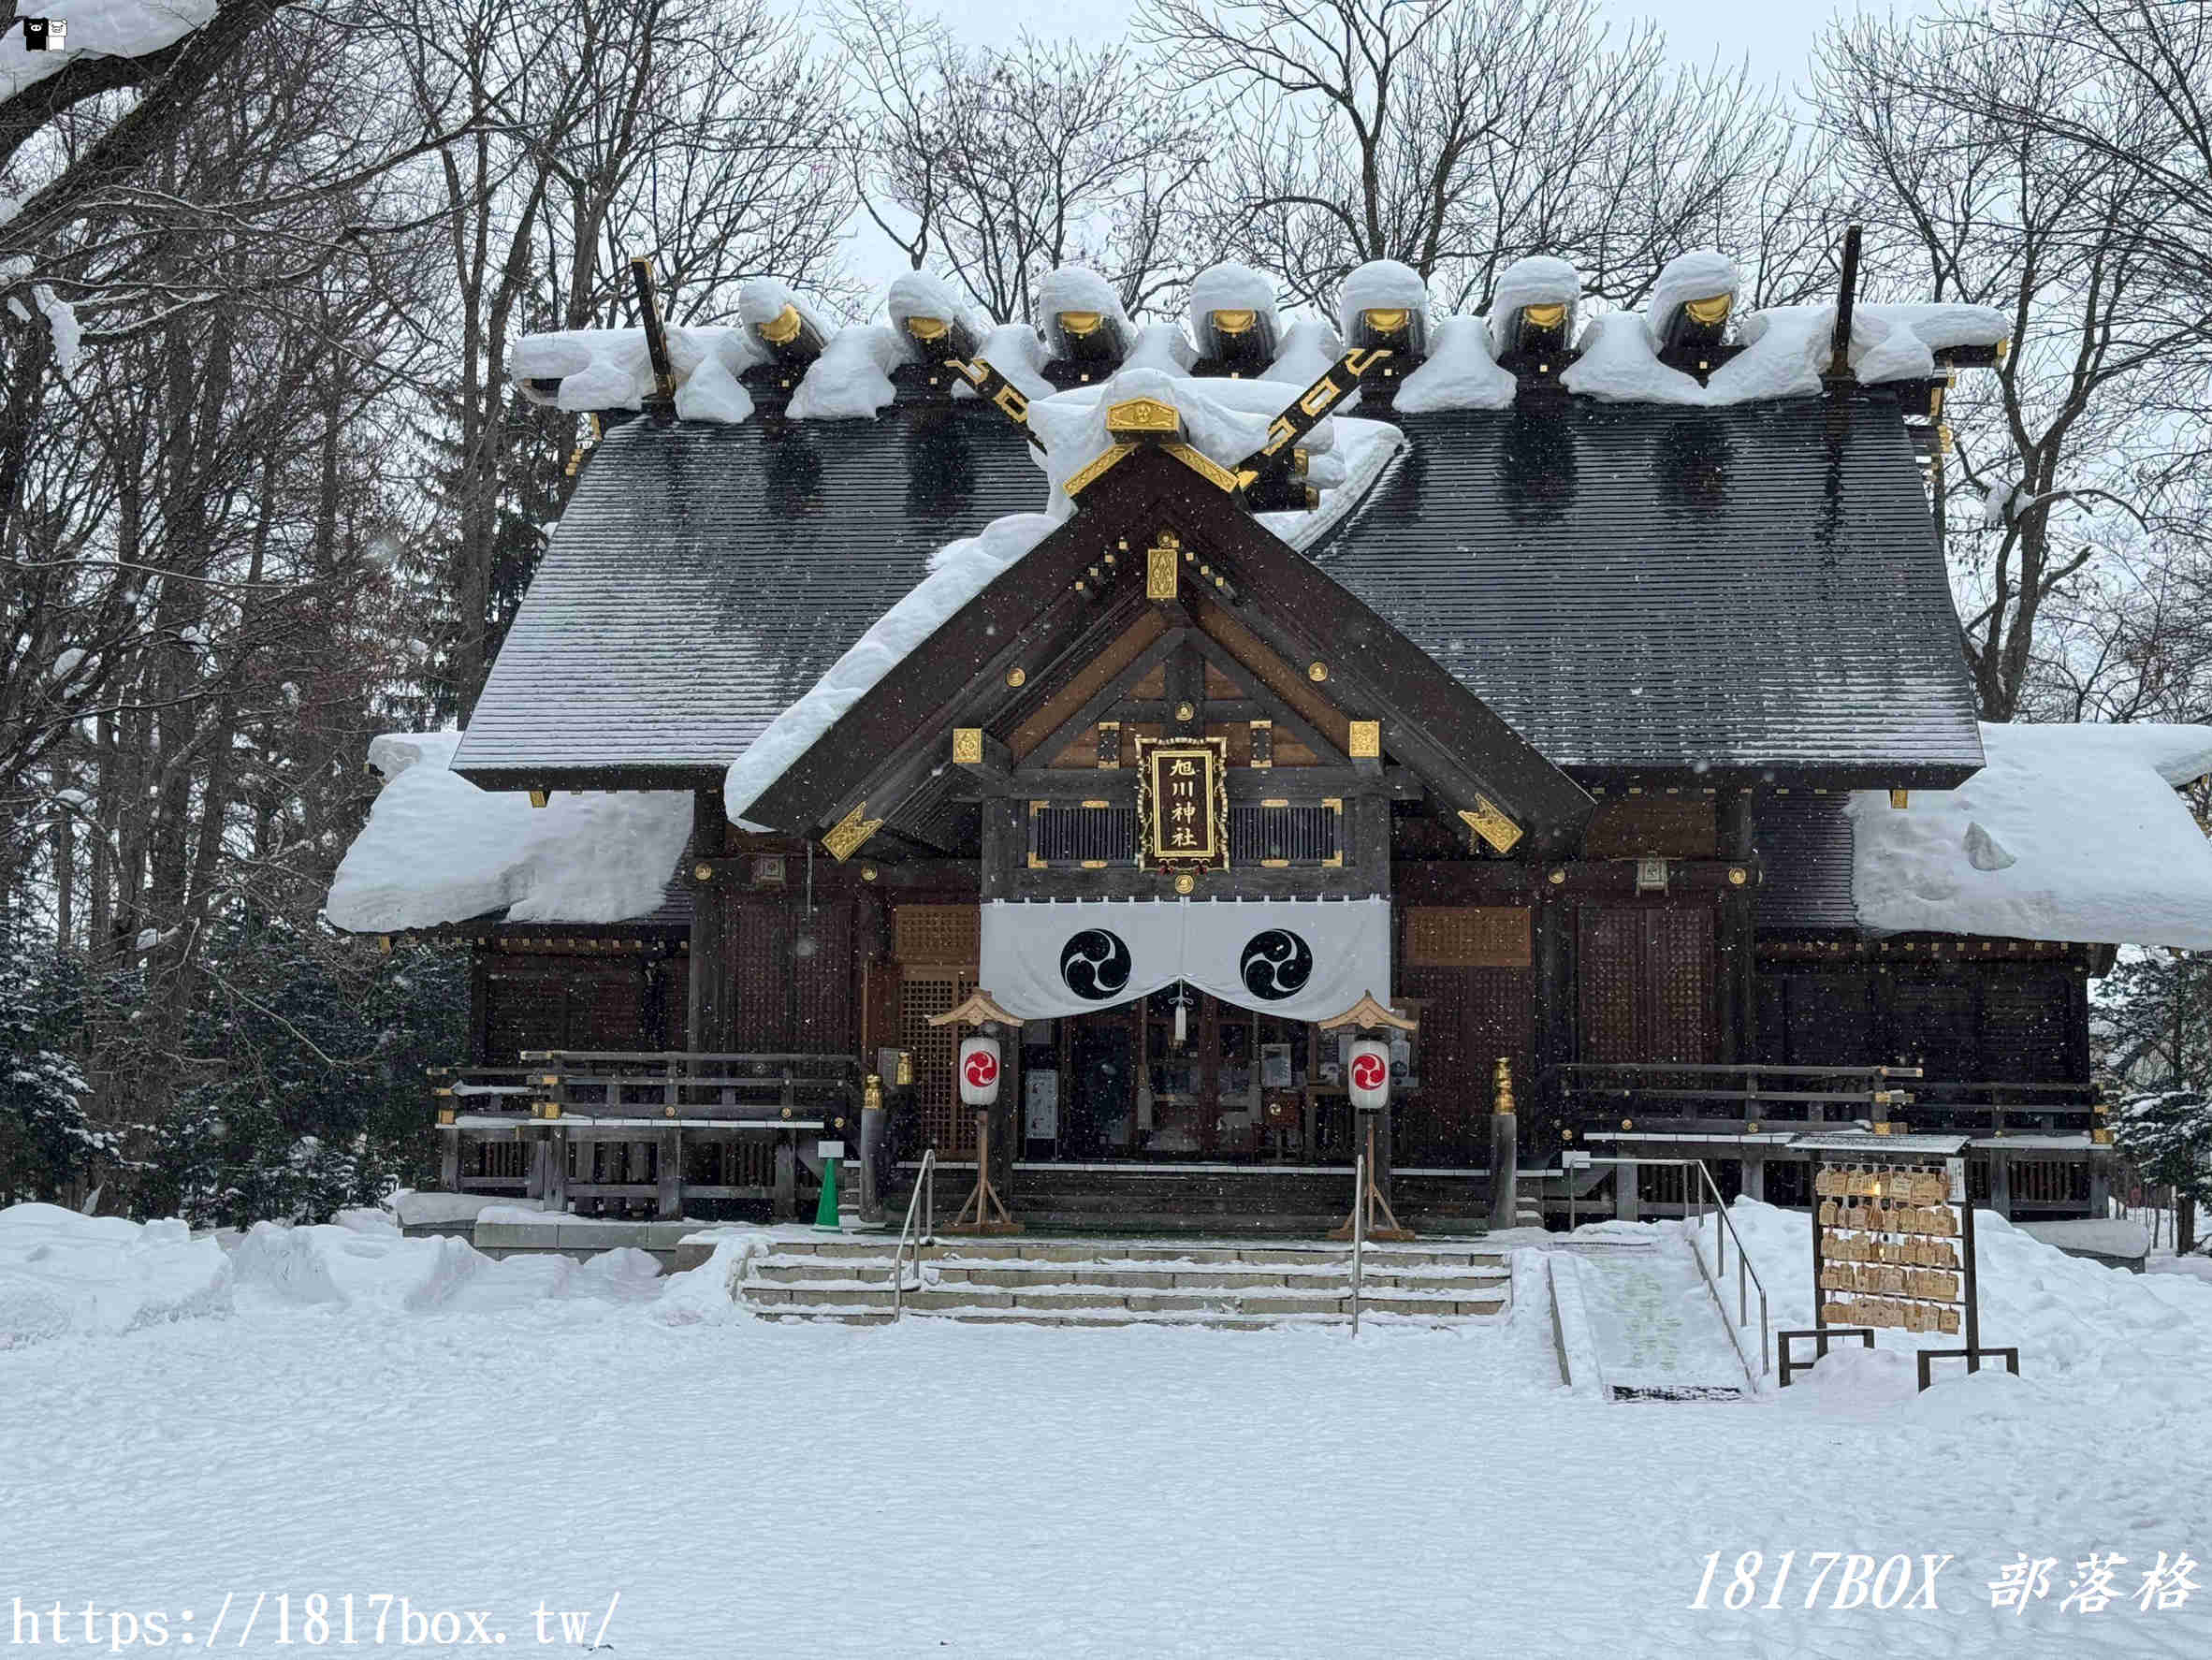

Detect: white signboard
1024,1070,1059,1141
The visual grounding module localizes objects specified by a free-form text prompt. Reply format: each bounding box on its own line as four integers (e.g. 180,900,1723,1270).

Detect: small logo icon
1350,1052,1388,1092
22,18,65,51
963,1049,999,1089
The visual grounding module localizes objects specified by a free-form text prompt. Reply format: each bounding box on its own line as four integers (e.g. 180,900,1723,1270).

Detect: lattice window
1230,804,1341,866
894,904,980,965
2014,1159,2088,1205
1030,805,1138,866
1405,906,1532,968
897,967,979,1156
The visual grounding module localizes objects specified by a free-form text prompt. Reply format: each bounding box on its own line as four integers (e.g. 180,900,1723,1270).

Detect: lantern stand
926,989,1026,1235
1319,994,1419,1244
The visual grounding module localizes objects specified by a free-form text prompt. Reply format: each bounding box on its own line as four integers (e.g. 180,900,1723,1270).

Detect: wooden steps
729,1236,1512,1329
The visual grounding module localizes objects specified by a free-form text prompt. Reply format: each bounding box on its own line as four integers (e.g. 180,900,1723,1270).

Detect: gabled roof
452,405,1041,790
734,444,1596,849
1315,390,1986,787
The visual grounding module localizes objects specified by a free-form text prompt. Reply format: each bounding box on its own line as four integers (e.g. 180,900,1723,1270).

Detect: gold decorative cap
1682,293,1732,326
757,303,805,345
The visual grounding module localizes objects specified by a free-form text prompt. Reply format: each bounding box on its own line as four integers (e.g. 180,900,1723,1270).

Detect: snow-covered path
4,1209,2209,1659
1575,1236,1752,1395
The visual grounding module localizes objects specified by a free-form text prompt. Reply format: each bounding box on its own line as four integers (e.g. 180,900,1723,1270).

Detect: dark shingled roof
1314,392,1985,786
1754,795,1861,931
454,403,1042,787
458,386,1984,791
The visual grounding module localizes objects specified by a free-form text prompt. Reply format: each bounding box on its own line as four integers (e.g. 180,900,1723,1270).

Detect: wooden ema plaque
1812,1162,1963,1335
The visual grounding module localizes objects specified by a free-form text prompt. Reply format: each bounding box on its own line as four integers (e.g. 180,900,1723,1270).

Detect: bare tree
405,0,854,717
834,0,1210,320
1140,0,1826,313
1817,1,2205,722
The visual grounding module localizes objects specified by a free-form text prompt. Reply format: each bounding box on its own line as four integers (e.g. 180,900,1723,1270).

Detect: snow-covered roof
0,1,216,100
721,369,1408,823
326,733,691,933
1849,722,2212,948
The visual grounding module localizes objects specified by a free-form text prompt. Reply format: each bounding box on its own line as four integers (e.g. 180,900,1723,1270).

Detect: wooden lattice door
897,967,981,1155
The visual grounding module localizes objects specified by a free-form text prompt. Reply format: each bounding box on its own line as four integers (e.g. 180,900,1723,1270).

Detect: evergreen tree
134,919,464,1227
0,925,116,1203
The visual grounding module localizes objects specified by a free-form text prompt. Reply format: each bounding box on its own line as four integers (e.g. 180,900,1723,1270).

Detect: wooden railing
1553,1061,2101,1142
517,1050,864,1124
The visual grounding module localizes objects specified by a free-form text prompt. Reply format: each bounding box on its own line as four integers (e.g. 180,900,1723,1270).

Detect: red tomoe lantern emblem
964,1049,1000,1088
1349,1052,1388,1092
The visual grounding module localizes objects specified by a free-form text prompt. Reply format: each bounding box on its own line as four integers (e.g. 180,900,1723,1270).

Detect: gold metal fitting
1210,308,1258,336
1106,396,1181,438
693,862,713,881
1307,661,1328,682
1057,310,1104,337
1347,721,1381,760
1521,302,1567,329
758,303,805,345
1005,666,1026,688
1727,866,1748,886
1889,788,1910,808
1173,873,1196,895
904,315,950,342
1360,307,1412,333
437,1107,456,1126
1682,294,1732,326
528,789,550,809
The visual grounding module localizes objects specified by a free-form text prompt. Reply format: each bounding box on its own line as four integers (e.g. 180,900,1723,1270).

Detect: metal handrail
1349,1151,1367,1336
891,1150,937,1322
1685,1158,1771,1381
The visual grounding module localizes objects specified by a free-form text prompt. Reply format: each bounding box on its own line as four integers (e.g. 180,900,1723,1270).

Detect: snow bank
787,324,904,420
1261,316,1344,387
1124,321,1196,376
0,1,218,101
973,322,1053,400
1710,1199,2212,1396
1849,721,2212,947
0,1205,232,1349
722,513,1056,824
1395,314,1515,413
326,731,691,932
651,1235,768,1327
234,1216,666,1315
1561,311,1706,404
514,324,764,420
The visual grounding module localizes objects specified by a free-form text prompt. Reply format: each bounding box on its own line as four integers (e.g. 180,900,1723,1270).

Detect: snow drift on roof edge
1850,722,2212,948
327,733,691,932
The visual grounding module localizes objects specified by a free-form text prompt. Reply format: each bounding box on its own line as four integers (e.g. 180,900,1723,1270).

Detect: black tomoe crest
1060,929,1133,1000
1240,929,1313,1000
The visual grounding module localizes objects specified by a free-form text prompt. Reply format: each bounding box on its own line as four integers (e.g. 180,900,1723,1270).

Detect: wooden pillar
1613,1159,1640,1222
1717,791,1755,1065
1987,1151,2014,1220
773,1134,797,1221
686,791,735,1055
546,1129,569,1210
658,1129,682,1219
526,1134,549,1201
439,1129,461,1192
1532,889,1572,1150
467,949,492,1065
1739,1150,1767,1203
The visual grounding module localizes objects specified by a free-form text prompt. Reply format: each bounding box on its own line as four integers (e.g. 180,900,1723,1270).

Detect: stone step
775,1237,1506,1269
748,1257,1506,1293
741,1280,1507,1318
760,1303,1470,1331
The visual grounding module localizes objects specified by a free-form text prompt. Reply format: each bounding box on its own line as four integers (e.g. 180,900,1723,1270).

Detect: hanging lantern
957,1035,1002,1107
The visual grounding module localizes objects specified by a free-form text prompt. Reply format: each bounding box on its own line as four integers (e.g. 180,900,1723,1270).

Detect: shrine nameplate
1137,736,1229,871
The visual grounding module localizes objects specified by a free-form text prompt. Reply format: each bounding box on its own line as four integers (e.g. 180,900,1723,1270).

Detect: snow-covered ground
4,1201,2208,1658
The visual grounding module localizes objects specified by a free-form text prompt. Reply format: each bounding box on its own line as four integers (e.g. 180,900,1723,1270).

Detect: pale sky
825,0,1931,298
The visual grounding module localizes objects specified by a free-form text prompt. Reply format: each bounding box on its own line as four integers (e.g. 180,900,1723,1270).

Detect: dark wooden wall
1756,953,2088,1083
479,950,677,1062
